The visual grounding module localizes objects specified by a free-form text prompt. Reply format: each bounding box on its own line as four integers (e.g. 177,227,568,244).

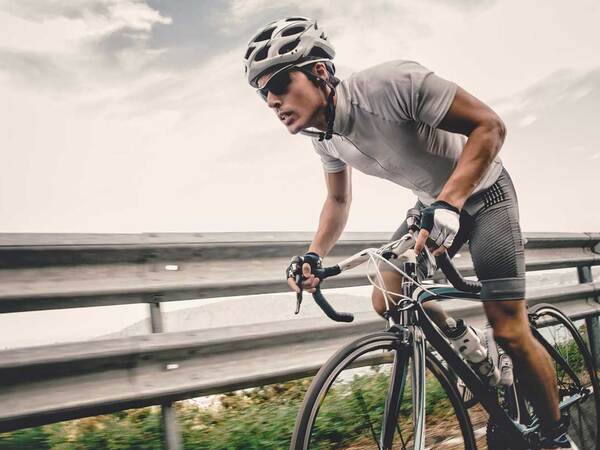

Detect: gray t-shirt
312,60,503,205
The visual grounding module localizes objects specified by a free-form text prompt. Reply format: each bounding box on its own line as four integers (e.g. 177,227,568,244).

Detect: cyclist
244,17,572,449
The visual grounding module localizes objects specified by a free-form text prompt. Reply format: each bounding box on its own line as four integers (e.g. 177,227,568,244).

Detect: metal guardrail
0,232,599,448
1,232,598,313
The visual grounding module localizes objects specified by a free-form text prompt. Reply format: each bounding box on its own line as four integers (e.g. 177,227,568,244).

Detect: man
244,17,571,449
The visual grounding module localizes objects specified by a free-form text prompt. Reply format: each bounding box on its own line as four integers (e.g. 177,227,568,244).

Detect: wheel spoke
526,305,600,450
396,423,408,450
351,385,381,449
291,333,476,449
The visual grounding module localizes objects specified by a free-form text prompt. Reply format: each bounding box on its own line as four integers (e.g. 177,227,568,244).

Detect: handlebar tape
312,287,354,323
308,265,353,322
435,253,482,293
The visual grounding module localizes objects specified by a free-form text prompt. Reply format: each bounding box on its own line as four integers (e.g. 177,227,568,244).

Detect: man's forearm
437,121,506,209
309,197,351,257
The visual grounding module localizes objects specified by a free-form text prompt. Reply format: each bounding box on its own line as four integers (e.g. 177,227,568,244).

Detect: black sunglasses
257,66,296,101
257,65,317,101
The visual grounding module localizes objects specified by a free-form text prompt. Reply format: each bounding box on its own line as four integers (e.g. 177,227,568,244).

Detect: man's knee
371,271,403,317
484,299,532,356
371,289,387,316
492,323,533,357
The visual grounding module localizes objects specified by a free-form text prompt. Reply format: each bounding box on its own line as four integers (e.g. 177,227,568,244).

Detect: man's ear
312,62,329,80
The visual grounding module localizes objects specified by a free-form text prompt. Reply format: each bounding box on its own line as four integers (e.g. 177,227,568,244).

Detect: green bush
0,369,465,449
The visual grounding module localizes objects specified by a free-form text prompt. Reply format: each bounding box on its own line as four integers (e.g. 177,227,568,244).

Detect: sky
1,0,599,233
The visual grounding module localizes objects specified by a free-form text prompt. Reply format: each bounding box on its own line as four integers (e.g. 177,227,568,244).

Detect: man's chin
286,123,303,135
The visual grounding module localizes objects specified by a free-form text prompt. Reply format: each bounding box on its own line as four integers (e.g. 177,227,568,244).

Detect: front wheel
290,331,477,450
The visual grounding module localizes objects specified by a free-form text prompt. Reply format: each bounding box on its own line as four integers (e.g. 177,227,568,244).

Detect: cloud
0,0,172,92
138,0,253,72
1,0,599,234
0,0,168,28
0,0,112,21
425,0,498,11
493,67,600,122
517,114,538,128
90,26,148,54
488,66,600,231
0,0,501,106
0,48,76,90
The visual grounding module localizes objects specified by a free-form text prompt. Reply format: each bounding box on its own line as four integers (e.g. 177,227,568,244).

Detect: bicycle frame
300,230,590,449
380,260,534,450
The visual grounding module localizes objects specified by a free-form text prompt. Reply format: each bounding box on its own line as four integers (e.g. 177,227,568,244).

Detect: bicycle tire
526,303,600,449
290,331,477,450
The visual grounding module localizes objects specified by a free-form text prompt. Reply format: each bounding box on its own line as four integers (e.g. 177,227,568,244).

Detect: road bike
289,215,600,450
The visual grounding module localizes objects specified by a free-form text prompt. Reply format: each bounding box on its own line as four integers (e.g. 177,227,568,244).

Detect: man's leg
372,276,562,428
483,299,560,425
371,270,449,327
467,169,562,434
373,201,472,326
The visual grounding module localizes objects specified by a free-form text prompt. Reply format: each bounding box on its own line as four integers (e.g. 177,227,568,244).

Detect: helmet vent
254,45,270,61
279,39,300,54
286,17,307,21
253,27,275,42
281,26,305,37
244,46,255,60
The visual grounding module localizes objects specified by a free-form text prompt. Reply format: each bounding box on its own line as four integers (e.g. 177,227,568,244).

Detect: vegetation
1,325,591,449
0,380,311,450
0,365,457,450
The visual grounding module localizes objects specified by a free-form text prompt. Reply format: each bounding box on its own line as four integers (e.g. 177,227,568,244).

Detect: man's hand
414,201,460,257
286,252,322,294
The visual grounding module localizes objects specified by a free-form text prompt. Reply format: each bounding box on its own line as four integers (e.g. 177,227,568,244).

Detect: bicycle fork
411,327,427,450
379,325,426,450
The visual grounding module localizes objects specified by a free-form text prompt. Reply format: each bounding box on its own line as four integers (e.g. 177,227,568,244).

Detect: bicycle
289,216,600,450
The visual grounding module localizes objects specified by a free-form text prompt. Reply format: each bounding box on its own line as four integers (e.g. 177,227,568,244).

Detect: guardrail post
149,301,183,450
149,301,164,333
579,266,600,367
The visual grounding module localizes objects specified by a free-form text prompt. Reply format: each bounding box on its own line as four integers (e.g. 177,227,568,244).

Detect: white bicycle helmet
244,17,335,88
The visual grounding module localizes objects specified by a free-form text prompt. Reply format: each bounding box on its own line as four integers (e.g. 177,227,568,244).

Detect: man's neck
311,86,336,131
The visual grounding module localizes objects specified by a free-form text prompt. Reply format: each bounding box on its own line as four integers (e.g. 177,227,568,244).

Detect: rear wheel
290,331,476,450
526,303,600,449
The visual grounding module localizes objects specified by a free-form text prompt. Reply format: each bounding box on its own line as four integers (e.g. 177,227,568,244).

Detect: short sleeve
312,139,347,173
360,61,457,129
416,70,458,128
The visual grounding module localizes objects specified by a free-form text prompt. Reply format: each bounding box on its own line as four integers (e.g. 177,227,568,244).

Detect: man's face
257,68,326,134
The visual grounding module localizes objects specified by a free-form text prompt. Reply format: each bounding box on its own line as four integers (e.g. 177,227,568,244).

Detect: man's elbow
485,115,507,146
495,117,507,145
475,114,506,151
330,194,352,209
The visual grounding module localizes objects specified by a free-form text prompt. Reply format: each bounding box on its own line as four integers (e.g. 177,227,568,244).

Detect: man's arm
436,86,507,210
309,166,352,256
414,86,506,256
287,166,351,293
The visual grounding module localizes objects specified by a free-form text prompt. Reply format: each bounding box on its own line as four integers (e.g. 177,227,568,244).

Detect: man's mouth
279,111,295,125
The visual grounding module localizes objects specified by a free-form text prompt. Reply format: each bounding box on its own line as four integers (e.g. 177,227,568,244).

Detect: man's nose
266,91,282,109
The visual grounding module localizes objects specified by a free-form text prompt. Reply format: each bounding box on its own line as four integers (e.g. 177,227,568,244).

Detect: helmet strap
318,78,336,141
298,67,338,141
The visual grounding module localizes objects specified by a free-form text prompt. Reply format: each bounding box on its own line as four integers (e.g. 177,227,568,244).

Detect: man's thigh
466,169,526,301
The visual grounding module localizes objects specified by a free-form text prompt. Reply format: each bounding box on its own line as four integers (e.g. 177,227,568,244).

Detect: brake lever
295,272,303,314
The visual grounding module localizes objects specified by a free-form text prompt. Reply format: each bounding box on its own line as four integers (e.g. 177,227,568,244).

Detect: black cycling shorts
386,168,526,301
